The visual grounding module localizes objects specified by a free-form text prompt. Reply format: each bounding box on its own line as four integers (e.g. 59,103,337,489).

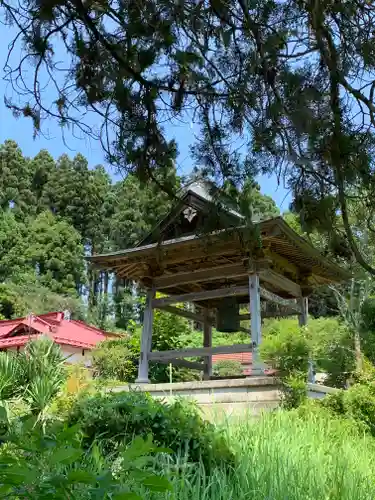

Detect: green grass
154,409,375,499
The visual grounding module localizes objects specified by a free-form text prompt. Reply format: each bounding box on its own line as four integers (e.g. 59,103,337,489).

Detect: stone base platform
108,377,339,420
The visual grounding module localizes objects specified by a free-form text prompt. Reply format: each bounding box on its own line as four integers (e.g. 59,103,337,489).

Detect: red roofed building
0,311,113,364
212,352,275,376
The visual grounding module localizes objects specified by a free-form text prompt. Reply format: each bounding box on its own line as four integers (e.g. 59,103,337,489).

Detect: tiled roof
0,312,111,349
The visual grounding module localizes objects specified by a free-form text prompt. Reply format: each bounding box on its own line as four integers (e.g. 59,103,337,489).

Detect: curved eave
88,217,350,286
270,217,351,282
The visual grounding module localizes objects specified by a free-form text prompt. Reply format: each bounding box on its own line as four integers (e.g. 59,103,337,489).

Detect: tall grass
156,409,375,499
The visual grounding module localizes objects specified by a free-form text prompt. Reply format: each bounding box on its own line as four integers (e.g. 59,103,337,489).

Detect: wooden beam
153,262,250,289
239,307,298,320
150,358,205,371
155,305,205,323
260,269,301,297
148,343,252,361
263,249,299,278
152,286,249,308
153,284,302,311
259,288,302,313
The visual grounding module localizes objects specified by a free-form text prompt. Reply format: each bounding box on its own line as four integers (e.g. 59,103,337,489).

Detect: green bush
310,318,355,388
261,317,356,388
260,320,309,376
213,360,242,377
321,383,375,436
68,391,235,470
92,336,139,382
280,373,307,409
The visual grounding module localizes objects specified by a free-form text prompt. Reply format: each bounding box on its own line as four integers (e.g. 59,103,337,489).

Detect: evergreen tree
0,210,30,281
41,154,113,251
29,149,55,208
6,0,375,274
41,153,73,218
0,140,35,217
26,211,86,295
109,173,179,250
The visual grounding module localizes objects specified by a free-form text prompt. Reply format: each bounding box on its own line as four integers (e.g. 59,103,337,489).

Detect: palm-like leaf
20,336,66,383
26,375,63,416
0,353,21,401
19,337,67,417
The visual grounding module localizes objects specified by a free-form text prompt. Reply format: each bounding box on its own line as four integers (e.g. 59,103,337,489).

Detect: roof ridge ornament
183,206,197,223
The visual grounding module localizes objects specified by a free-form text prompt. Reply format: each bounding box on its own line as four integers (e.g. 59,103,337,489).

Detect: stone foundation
111,376,280,418
109,377,338,420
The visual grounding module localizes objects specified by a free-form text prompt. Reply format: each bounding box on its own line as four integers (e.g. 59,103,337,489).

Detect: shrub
321,383,375,436
68,390,235,470
280,373,307,410
310,318,355,388
260,320,309,376
213,359,242,377
92,336,139,382
261,317,356,388
50,364,95,418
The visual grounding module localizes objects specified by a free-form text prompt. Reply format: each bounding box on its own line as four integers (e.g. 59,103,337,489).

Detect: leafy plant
68,390,235,471
18,336,67,417
20,336,66,383
320,383,375,437
312,319,355,388
0,338,68,423
280,374,307,410
51,365,96,418
0,353,21,402
92,336,139,382
0,418,172,499
213,360,242,377
260,320,310,377
261,317,356,388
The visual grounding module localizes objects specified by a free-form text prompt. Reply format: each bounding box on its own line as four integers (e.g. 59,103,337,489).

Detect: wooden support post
298,297,315,383
135,287,155,384
249,274,263,375
203,309,212,380
298,296,308,327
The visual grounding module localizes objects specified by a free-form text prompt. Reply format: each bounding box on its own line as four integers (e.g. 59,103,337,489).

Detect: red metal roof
0,312,111,350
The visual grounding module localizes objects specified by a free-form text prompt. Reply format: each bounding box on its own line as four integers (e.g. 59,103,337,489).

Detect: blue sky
0,24,291,211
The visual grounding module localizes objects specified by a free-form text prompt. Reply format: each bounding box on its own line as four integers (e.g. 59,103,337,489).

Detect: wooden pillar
203,309,212,380
136,288,155,384
249,274,263,375
298,297,315,383
298,296,308,327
